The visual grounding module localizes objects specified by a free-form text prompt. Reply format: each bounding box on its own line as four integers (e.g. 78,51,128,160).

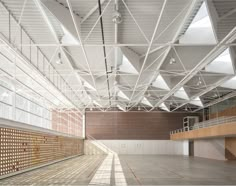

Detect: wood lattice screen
0,127,83,177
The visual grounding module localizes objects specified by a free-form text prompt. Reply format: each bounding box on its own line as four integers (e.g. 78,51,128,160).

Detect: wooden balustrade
170,122,236,140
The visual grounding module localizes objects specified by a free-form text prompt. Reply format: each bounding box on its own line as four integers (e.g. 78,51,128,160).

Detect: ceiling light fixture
138,106,141,111
169,57,176,65
197,77,202,86
112,2,122,24
112,10,122,24
56,52,63,65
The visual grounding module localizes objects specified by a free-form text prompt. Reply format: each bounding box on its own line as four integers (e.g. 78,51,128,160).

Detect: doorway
189,141,194,156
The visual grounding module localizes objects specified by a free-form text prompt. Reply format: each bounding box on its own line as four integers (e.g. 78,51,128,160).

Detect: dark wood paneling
86,111,200,140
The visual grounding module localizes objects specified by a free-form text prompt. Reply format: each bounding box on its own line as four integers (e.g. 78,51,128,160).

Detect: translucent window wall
0,3,83,137
0,80,52,129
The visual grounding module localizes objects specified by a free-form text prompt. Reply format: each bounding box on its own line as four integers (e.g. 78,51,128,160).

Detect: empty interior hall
0,0,236,185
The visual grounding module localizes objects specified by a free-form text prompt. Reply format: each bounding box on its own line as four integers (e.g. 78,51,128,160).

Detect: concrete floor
0,155,236,185
120,155,236,185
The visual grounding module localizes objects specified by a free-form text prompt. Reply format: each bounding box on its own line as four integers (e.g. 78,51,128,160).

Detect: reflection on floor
120,155,236,185
89,154,113,185
89,153,127,186
0,155,236,185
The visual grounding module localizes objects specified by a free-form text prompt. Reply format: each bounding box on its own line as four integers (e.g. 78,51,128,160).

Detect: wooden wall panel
170,122,236,140
225,137,236,160
86,111,200,140
210,106,236,119
0,127,83,177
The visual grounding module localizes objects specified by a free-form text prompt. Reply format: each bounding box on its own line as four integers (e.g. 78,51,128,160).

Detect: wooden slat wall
225,137,236,160
0,127,83,177
86,111,200,140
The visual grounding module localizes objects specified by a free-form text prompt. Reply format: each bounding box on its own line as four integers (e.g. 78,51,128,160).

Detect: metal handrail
86,134,113,154
170,116,236,134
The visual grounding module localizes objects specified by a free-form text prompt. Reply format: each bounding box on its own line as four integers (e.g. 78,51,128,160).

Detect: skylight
152,74,170,90
205,48,234,74
119,55,139,74
174,87,189,100
141,97,152,107
117,104,126,112
93,100,102,107
221,76,236,89
61,25,79,45
189,2,211,29
118,90,130,100
84,81,96,91
159,103,170,112
179,2,217,44
190,97,203,107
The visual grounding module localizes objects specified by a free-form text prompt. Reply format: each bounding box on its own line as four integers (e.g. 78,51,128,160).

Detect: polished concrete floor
120,155,236,185
0,155,236,185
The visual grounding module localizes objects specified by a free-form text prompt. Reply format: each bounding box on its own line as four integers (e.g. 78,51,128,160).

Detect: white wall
183,140,189,156
194,138,225,160
85,139,227,160
84,140,185,155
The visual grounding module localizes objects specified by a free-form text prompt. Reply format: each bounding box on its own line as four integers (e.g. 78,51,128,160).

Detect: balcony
170,116,236,140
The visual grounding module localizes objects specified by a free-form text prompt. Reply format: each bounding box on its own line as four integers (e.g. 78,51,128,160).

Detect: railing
86,134,113,154
170,116,236,134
